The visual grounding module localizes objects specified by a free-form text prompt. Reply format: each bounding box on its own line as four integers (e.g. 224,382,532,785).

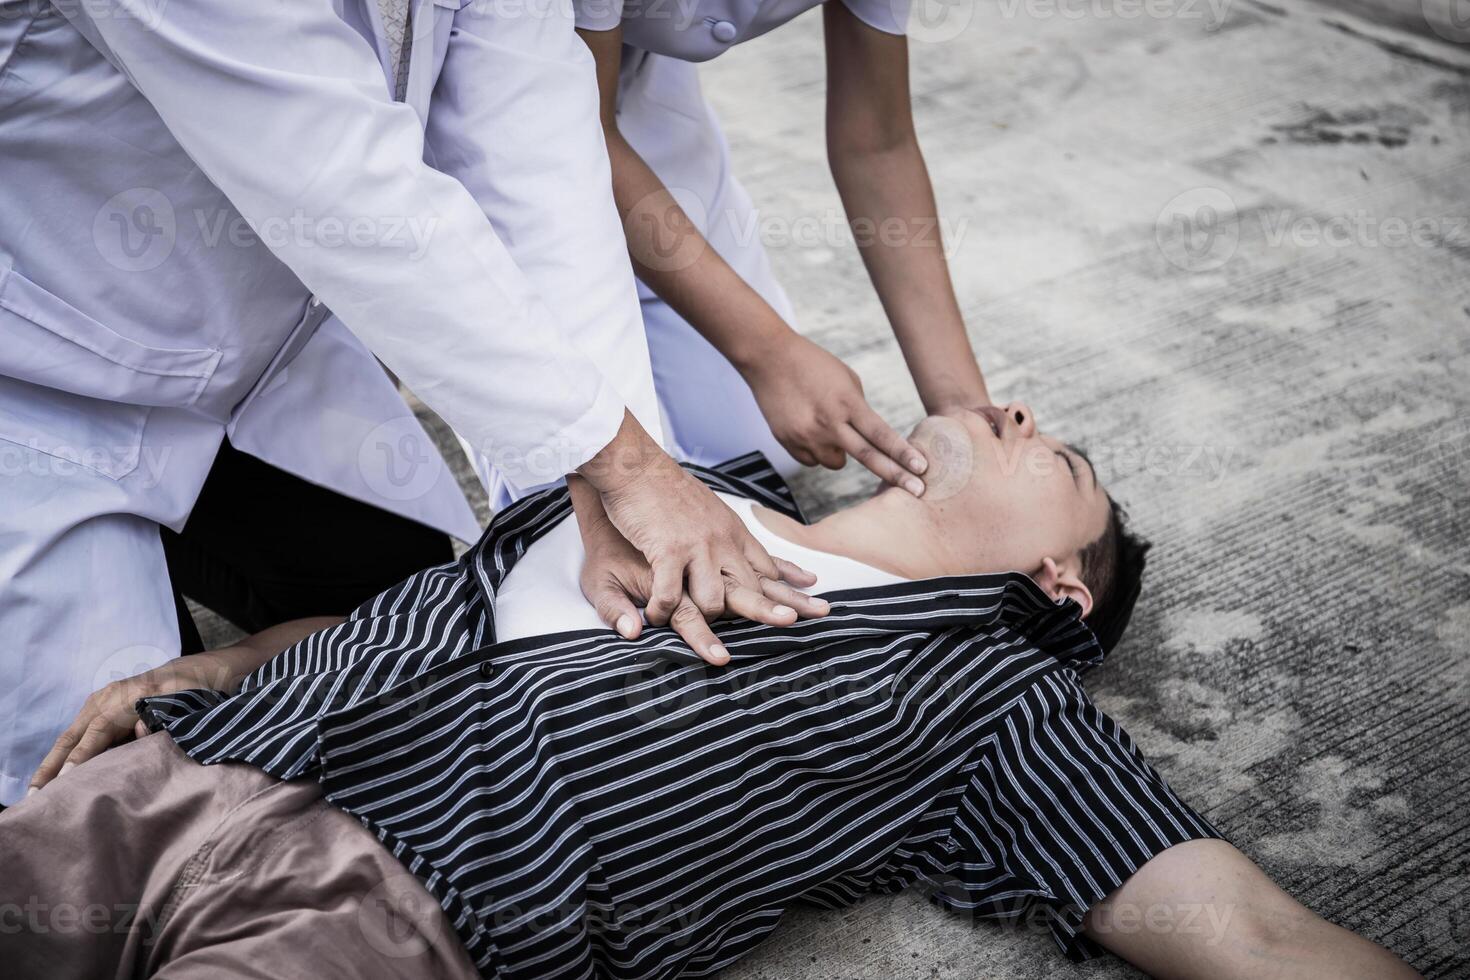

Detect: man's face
908,402,1112,594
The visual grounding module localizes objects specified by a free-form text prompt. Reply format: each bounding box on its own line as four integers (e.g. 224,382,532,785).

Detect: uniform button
710,19,737,42
479,661,494,678
309,295,322,309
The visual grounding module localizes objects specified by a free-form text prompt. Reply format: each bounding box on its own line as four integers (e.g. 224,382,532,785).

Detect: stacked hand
575,413,830,663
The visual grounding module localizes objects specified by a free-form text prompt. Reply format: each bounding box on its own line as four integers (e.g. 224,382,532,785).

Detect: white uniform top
574,0,908,57
0,0,667,804
494,492,905,641
0,0,657,505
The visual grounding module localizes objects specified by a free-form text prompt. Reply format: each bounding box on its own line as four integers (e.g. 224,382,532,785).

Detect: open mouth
975,405,1005,439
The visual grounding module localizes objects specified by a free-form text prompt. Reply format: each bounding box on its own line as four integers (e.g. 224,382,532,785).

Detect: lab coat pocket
0,265,222,409
0,375,148,481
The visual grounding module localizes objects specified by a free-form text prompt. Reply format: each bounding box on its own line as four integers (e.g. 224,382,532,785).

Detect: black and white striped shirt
143,455,1216,975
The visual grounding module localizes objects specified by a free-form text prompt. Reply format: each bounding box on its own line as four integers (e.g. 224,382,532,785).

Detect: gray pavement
201,2,1470,974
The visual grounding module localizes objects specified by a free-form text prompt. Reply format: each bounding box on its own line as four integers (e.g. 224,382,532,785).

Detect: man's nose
1002,401,1037,438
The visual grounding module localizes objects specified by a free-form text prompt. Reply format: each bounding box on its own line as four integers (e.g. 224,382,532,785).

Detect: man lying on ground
3,403,1419,980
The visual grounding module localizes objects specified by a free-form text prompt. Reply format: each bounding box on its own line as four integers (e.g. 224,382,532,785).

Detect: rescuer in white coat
3,0,819,804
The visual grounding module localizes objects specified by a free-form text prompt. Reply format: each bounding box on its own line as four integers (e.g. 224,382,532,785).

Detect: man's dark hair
1076,494,1151,654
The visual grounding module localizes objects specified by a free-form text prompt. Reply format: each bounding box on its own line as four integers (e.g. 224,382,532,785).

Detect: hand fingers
685,552,728,620
58,717,129,780
772,557,818,589
134,719,150,740
735,540,817,599
737,535,782,584
644,558,685,626
814,443,846,470
852,404,927,477
760,577,831,620
722,580,798,627
588,581,644,640
786,443,818,468
668,599,728,665
28,718,87,794
840,422,925,497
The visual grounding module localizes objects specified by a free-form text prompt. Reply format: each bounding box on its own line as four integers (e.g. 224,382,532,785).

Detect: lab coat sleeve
425,0,664,449
839,0,910,35
572,0,626,33
54,0,627,493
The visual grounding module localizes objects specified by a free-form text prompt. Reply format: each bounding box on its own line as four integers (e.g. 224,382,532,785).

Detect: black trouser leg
163,439,456,651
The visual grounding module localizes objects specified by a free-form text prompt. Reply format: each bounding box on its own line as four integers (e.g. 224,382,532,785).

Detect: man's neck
753,488,956,580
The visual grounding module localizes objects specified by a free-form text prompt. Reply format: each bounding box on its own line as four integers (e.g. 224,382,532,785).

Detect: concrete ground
695,1,1470,977
195,0,1469,974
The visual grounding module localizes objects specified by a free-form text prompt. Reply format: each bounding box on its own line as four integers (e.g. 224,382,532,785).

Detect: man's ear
1034,557,1093,618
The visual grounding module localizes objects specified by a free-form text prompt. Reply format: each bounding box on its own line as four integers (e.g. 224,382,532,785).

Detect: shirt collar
450,453,1101,679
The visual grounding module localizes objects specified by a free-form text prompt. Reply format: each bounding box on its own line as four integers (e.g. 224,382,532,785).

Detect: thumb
589,582,644,640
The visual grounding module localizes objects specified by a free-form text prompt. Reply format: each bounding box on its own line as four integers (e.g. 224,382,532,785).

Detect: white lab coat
565,0,910,474
0,0,662,803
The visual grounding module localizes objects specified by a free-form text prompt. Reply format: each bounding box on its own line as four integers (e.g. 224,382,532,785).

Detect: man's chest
422,627,999,973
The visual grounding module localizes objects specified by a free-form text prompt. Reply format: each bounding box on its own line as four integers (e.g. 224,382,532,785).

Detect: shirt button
710,20,737,42
479,661,493,678
308,295,322,309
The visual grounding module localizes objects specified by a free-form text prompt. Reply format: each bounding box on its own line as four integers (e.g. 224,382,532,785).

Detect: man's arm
27,616,344,793
1085,839,1421,979
824,2,990,413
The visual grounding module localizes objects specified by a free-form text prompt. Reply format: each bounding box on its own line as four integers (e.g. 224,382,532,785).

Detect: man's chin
909,416,975,503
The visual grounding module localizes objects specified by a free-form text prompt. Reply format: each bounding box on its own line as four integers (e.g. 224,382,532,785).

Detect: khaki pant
0,734,480,980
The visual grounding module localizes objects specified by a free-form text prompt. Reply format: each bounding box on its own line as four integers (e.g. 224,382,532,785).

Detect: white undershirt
494,493,907,642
